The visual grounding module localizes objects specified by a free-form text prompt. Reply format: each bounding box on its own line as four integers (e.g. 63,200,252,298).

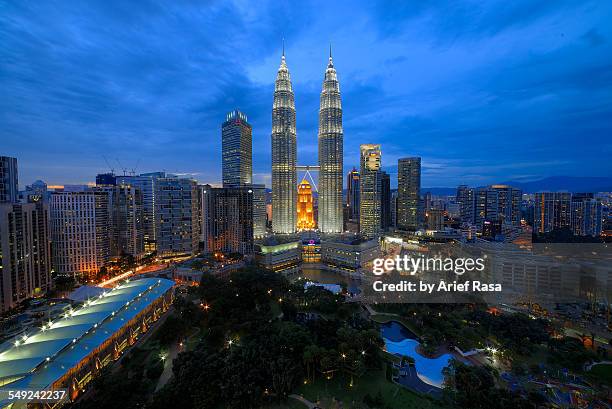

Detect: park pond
381,321,453,388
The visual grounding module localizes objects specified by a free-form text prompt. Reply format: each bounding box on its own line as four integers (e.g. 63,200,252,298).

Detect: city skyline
2,1,612,188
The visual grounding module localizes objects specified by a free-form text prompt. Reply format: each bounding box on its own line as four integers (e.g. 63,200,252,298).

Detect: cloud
1,0,611,188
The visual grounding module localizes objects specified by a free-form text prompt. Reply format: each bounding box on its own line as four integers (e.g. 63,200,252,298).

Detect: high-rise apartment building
359,144,382,237
271,50,297,234
156,176,199,257
116,172,164,252
0,156,18,204
0,201,52,312
346,168,360,222
397,157,421,231
474,187,499,228
490,185,522,226
222,110,253,187
380,171,391,229
200,185,254,255
50,187,110,280
96,184,145,259
534,192,572,234
318,49,343,234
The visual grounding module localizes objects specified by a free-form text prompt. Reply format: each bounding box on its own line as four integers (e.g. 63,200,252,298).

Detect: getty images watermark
370,255,503,294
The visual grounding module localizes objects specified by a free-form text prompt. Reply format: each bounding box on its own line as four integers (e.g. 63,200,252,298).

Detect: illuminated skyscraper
271,48,297,234
297,179,315,230
397,157,421,231
222,109,252,187
359,144,382,237
318,47,343,233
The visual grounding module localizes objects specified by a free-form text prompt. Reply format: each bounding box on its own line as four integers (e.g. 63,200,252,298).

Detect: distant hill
500,176,612,193
422,176,612,196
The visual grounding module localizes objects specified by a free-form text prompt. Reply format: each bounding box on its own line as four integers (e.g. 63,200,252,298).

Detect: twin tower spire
271,43,343,234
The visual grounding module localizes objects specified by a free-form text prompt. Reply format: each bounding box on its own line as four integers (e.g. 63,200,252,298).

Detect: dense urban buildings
359,144,382,237
397,157,421,231
534,192,572,234
155,176,199,258
222,109,253,187
0,156,18,204
50,187,110,280
571,195,603,237
271,50,297,234
297,179,316,230
491,185,522,226
317,49,344,234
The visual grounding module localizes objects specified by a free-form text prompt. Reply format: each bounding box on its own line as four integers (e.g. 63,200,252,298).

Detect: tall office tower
50,187,110,280
534,192,572,234
116,172,164,252
397,157,421,231
359,144,382,237
222,110,253,187
156,176,199,257
380,171,391,229
571,197,603,237
97,184,145,259
271,49,297,234
0,202,52,312
456,185,474,224
318,48,343,234
423,191,432,213
346,168,360,221
96,173,116,186
474,187,499,228
0,156,18,203
200,185,254,255
297,179,316,230
491,185,522,225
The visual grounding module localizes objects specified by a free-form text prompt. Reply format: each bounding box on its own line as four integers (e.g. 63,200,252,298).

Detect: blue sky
1,0,611,188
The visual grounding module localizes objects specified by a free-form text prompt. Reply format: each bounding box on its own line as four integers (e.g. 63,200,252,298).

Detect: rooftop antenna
282,37,285,57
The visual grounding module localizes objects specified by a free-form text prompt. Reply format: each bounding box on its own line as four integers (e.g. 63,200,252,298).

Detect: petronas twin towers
271,46,343,234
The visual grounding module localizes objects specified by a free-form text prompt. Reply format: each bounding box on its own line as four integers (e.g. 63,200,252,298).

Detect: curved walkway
288,394,316,408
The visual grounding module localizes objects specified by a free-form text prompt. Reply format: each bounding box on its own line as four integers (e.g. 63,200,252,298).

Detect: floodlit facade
50,188,110,280
297,179,316,230
397,157,421,231
359,144,382,237
222,109,253,187
0,278,174,408
318,49,343,234
271,50,297,234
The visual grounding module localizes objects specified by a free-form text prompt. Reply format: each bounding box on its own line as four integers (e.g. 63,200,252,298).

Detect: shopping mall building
0,277,174,408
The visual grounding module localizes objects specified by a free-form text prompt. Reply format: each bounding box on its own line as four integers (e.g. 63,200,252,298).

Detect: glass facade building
318,50,343,234
271,51,297,234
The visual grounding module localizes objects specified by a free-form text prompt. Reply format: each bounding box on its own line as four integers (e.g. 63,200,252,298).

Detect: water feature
381,321,453,388
298,266,362,294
